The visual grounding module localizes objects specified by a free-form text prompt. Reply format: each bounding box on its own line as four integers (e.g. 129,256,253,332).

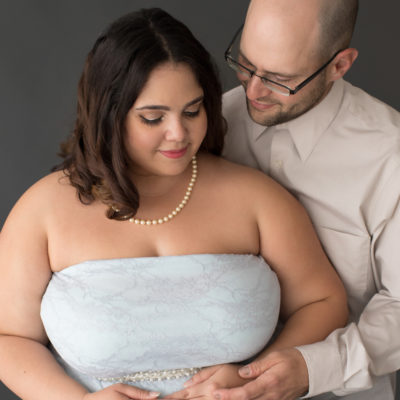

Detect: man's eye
275,77,291,83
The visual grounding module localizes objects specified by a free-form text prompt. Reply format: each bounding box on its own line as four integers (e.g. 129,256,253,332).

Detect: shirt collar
248,79,345,161
245,110,269,142
277,79,345,161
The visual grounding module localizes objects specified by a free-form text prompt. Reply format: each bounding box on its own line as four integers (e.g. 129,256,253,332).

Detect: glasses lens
261,79,291,96
225,26,292,96
227,57,291,96
227,57,252,79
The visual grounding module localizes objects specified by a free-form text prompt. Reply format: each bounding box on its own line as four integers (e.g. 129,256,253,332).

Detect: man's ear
328,48,358,81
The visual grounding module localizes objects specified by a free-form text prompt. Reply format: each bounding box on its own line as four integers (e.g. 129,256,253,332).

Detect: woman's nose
165,118,187,142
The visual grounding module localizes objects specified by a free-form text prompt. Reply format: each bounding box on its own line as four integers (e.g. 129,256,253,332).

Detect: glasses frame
225,24,344,96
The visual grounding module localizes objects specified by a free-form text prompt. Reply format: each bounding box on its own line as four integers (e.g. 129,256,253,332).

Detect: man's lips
250,99,277,111
159,147,188,159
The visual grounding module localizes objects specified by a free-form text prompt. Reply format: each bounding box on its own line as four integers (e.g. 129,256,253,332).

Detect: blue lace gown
41,254,280,396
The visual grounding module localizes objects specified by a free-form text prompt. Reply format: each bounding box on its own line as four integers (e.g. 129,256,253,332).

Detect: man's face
240,63,330,127
239,0,332,126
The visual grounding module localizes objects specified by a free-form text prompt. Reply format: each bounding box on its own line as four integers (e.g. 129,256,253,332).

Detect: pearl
97,367,202,383
128,155,198,226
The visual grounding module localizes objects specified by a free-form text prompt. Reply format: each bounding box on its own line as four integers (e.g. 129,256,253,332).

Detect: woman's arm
211,174,349,400
0,177,157,400
256,176,348,352
166,170,347,400
0,178,90,400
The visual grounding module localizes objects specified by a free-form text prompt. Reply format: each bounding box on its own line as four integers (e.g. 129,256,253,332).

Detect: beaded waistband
96,367,202,383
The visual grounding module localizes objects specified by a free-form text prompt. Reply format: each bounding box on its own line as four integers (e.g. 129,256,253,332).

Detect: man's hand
213,348,309,400
165,364,250,400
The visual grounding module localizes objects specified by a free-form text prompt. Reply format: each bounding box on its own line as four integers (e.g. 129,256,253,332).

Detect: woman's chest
47,202,259,272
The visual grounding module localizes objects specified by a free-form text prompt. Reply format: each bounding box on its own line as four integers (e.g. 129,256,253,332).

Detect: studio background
0,1,399,399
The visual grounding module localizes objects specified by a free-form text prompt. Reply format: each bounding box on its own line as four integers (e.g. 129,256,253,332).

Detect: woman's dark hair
55,8,225,220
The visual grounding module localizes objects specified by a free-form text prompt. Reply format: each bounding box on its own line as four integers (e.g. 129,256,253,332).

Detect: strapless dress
40,254,280,396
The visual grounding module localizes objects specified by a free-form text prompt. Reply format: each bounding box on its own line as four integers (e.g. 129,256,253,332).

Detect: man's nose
245,75,273,100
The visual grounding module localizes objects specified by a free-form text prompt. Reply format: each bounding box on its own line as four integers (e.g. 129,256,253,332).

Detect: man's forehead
240,28,319,75
242,0,321,72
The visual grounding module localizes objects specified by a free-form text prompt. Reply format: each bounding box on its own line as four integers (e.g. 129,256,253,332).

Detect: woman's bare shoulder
2,170,75,230
199,153,305,219
22,170,73,201
200,153,288,196
34,170,76,201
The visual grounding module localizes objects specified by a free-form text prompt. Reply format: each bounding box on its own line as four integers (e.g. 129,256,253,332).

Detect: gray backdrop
0,1,399,399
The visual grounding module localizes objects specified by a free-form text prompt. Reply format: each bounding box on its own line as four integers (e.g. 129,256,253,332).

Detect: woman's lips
159,147,188,159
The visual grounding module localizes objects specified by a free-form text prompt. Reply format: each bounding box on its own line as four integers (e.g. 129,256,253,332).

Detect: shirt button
272,159,283,169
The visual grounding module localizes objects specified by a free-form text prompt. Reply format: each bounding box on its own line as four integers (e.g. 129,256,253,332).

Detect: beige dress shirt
223,79,400,399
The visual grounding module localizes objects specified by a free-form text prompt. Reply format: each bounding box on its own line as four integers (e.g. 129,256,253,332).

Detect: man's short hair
318,0,359,59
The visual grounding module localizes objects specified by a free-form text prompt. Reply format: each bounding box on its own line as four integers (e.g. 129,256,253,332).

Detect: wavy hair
55,8,225,220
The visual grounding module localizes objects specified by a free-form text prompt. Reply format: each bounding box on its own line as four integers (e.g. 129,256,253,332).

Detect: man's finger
183,365,221,388
239,363,264,379
238,353,282,379
184,365,221,387
165,381,209,399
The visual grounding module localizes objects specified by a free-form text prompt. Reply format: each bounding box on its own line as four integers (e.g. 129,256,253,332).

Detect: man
188,0,400,399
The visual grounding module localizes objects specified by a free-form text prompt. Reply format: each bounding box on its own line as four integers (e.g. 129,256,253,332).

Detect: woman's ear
328,48,359,81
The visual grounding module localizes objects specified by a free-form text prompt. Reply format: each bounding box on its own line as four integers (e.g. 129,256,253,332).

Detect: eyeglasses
225,24,344,96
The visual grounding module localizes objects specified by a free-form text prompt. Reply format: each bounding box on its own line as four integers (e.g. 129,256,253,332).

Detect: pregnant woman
0,8,347,400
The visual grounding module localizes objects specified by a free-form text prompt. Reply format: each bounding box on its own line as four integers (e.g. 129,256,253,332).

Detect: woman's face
125,62,207,177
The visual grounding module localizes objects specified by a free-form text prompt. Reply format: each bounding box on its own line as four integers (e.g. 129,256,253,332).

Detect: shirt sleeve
296,167,400,397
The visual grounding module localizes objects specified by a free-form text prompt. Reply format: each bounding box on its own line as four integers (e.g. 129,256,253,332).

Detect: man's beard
245,77,329,127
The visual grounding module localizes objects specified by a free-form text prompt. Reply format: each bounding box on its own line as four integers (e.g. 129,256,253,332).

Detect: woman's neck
130,163,192,200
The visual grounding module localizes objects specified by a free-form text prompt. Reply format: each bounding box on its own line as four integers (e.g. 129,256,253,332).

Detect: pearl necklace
128,156,197,226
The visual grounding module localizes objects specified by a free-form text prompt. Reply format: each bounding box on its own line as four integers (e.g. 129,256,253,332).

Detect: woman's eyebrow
135,95,204,111
184,95,204,108
135,104,170,111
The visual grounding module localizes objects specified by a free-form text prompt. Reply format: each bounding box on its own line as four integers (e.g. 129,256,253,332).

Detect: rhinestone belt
97,367,202,383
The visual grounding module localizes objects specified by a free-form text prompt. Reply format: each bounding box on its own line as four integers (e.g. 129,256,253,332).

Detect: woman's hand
83,384,160,400
165,364,250,400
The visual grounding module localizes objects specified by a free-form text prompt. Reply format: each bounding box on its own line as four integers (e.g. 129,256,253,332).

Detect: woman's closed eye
184,108,200,118
138,101,202,126
139,114,164,126
183,101,203,118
